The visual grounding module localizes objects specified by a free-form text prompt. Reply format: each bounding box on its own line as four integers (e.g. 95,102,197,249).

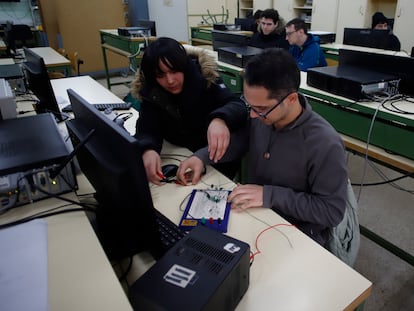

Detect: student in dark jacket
248,8,289,50
131,37,248,184
371,11,401,51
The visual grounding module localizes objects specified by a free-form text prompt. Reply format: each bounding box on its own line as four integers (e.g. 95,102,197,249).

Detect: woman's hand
142,149,163,185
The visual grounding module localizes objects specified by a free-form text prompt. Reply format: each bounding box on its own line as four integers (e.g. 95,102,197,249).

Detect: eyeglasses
285,29,298,36
240,92,293,119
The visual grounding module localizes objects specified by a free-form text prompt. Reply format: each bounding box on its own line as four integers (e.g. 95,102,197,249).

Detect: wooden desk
99,29,156,90
29,47,72,76
300,71,414,166
320,43,409,63
124,142,372,311
0,58,14,65
0,191,133,311
45,77,372,311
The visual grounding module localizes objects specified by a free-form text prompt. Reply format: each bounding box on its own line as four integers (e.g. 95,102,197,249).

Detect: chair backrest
4,24,35,54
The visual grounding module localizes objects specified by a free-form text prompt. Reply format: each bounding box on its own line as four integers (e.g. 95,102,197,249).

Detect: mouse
161,164,179,179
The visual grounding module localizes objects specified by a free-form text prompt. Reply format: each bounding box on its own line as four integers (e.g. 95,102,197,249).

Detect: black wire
0,206,96,230
351,171,414,186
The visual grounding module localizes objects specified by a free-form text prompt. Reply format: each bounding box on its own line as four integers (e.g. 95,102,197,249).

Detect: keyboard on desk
62,102,132,113
154,208,186,251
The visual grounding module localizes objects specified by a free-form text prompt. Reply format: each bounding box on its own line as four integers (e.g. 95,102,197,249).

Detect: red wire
250,223,296,260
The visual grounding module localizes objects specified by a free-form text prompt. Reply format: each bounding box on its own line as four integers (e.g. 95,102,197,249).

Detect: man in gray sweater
177,48,348,247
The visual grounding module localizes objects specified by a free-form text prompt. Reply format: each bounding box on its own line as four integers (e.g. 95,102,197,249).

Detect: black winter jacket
132,47,248,156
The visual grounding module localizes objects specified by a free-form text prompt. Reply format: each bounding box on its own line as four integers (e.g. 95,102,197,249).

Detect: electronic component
0,64,25,94
129,225,250,311
0,114,77,210
179,189,231,233
0,163,77,212
117,26,151,37
307,65,400,101
0,78,16,120
217,46,262,68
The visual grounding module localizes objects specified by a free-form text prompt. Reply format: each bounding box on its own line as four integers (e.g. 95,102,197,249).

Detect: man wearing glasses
178,48,348,248
285,18,327,71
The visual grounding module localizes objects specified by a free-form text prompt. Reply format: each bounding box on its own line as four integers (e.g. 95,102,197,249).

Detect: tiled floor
97,75,414,311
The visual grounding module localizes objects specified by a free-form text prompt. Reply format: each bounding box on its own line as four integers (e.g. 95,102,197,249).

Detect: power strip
0,162,77,212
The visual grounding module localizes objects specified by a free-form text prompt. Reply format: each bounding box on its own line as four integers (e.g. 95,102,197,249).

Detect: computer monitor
235,17,255,32
343,28,398,51
211,30,250,51
22,47,64,122
135,20,156,36
65,89,164,260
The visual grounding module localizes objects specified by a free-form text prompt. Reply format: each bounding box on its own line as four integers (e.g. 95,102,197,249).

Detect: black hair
372,12,388,28
140,37,190,85
253,9,263,20
285,18,308,34
243,48,300,99
261,8,280,24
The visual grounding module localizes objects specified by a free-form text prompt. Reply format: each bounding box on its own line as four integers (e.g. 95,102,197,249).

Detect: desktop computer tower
129,225,250,311
217,46,262,68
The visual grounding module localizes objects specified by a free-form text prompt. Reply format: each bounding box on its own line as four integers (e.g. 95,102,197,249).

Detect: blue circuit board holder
179,189,231,233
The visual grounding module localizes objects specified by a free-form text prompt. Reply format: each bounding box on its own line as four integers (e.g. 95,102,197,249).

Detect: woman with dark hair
131,37,247,185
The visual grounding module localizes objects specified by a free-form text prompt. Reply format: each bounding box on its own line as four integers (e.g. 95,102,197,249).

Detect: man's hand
207,118,230,163
228,184,264,211
142,149,163,185
177,156,205,185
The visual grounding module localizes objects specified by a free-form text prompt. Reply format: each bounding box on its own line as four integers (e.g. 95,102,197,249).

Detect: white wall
148,0,189,42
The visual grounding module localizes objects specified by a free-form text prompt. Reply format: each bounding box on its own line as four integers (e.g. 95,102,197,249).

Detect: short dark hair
261,9,280,24
286,18,308,34
253,9,263,20
372,12,388,28
243,48,300,99
140,37,190,85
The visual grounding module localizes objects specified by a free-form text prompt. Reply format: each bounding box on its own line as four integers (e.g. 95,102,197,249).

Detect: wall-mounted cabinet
275,0,338,31
393,0,414,54
239,0,254,17
293,0,313,25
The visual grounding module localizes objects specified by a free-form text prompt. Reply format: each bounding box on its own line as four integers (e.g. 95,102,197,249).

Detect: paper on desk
0,219,48,311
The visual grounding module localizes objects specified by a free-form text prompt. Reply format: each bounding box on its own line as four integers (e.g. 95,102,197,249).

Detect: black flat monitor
135,20,156,36
211,30,250,51
65,89,164,260
235,17,255,32
343,28,399,51
22,47,64,122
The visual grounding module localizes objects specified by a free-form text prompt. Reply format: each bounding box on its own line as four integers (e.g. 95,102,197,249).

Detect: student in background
251,9,263,33
248,8,289,50
285,18,327,71
131,37,248,184
177,48,348,248
371,12,401,51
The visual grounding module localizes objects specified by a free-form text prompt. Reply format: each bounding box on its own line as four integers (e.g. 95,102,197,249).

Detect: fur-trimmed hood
130,46,219,100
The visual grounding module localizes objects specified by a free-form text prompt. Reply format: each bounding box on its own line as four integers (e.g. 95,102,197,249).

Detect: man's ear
287,92,298,104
